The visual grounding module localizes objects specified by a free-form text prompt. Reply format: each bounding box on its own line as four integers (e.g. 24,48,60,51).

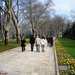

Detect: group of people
21,35,53,52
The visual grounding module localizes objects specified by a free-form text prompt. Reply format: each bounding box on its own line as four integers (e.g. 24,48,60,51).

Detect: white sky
40,0,75,18
53,0,75,16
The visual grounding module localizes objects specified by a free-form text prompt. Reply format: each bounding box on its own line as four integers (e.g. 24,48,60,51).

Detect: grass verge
0,39,29,52
55,39,75,75
58,38,75,59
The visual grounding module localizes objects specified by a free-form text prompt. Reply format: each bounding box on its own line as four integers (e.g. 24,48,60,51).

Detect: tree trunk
5,20,10,45
0,10,5,41
4,0,12,45
16,26,20,43
11,9,20,43
12,18,21,43
5,31,9,45
2,25,5,41
12,22,20,43
32,22,36,37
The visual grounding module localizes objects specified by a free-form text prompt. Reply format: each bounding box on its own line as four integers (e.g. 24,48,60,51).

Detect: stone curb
53,42,60,75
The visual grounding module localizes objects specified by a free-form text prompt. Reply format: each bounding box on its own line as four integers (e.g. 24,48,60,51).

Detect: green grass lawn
0,39,29,52
0,40,20,52
58,38,75,59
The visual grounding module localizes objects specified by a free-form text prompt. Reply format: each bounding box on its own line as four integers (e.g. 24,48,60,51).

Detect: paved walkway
0,44,56,75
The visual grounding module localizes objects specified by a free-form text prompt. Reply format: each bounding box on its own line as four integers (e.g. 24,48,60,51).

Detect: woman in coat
21,37,26,52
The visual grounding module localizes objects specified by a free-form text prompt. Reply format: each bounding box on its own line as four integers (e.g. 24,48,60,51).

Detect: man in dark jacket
50,36,53,47
30,35,35,51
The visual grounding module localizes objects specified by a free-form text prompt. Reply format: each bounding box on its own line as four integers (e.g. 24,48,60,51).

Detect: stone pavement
0,44,56,75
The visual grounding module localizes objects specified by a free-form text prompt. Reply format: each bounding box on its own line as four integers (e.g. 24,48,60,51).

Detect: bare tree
0,0,54,45
19,0,54,36
0,0,21,44
70,10,75,21
11,8,21,43
0,0,12,45
52,15,67,37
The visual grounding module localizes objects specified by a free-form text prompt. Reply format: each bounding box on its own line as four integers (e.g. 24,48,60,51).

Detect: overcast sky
53,0,75,17
40,0,75,18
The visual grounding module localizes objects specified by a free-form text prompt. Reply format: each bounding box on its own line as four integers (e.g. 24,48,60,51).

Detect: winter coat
40,39,46,45
21,39,26,47
30,36,35,44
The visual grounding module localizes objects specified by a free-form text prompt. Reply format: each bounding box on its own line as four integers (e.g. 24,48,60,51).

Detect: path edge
53,41,60,75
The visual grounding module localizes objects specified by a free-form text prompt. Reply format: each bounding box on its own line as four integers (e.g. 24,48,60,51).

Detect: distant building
59,31,62,37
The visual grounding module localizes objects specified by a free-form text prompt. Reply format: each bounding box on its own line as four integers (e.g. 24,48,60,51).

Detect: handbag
24,43,26,46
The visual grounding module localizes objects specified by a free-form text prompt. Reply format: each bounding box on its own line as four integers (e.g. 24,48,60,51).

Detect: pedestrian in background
21,36,26,52
30,34,35,51
50,36,53,47
46,36,50,46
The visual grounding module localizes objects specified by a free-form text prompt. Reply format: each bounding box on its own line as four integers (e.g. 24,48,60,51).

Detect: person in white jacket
40,36,46,52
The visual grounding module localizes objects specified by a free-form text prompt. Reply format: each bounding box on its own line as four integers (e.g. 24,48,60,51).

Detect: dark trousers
31,44,34,51
22,46,25,51
50,41,53,47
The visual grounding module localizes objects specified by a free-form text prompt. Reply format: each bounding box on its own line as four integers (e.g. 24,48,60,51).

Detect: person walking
35,35,41,52
50,36,53,47
46,36,50,46
30,34,35,51
21,36,26,52
40,36,46,52
51,36,53,47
